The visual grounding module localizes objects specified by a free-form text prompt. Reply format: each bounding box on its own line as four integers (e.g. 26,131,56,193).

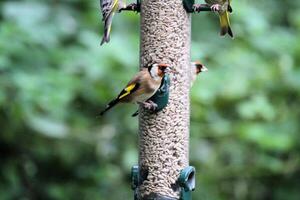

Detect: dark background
0,0,300,199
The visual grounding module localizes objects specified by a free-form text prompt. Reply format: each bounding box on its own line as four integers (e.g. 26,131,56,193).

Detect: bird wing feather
100,0,119,21
116,68,156,102
118,83,140,99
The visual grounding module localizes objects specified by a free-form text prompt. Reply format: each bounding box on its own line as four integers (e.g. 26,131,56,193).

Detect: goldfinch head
192,61,208,75
149,63,171,78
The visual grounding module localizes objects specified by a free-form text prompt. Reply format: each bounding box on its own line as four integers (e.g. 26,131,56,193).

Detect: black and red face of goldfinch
190,61,208,86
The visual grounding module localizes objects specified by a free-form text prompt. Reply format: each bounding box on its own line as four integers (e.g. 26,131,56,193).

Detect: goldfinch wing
117,83,140,99
100,0,118,21
117,69,148,100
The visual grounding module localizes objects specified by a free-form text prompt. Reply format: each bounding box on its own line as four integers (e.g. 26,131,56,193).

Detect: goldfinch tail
100,25,111,45
219,11,233,38
100,98,119,116
100,33,110,45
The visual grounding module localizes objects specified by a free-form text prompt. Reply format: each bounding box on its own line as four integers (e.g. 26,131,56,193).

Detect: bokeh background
1,0,300,199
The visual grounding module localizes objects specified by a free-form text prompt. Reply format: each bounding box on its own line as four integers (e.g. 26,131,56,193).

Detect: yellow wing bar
118,83,137,99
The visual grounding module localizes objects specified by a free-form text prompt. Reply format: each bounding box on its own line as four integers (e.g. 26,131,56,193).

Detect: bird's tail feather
219,11,233,38
100,25,111,45
100,33,110,45
100,98,119,116
227,26,233,38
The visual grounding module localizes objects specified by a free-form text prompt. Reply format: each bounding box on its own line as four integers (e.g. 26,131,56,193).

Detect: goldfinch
100,64,172,115
191,61,208,85
131,62,207,117
100,0,126,45
204,0,233,38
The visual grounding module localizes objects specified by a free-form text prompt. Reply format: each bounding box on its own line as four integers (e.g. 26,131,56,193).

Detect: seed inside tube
139,0,191,198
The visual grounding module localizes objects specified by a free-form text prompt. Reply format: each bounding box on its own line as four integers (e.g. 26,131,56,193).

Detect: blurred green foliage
0,0,299,199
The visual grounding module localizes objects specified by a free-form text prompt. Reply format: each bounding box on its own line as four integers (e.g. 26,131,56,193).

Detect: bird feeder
138,0,191,199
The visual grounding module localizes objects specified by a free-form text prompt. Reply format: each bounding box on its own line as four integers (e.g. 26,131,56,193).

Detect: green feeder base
178,166,196,200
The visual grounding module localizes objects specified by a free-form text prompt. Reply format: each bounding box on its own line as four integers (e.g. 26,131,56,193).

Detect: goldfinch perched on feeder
191,61,208,85
100,0,126,45
131,61,207,117
100,64,172,115
205,0,233,38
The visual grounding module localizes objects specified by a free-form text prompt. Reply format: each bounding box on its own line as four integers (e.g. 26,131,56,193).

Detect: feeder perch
148,74,170,113
178,166,196,200
131,165,140,200
131,165,140,190
120,0,141,12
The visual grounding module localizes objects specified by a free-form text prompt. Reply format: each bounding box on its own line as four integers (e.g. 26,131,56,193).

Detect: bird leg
138,101,158,111
119,3,140,12
146,100,158,111
210,4,221,12
193,4,212,12
137,101,150,109
133,100,158,117
142,101,154,110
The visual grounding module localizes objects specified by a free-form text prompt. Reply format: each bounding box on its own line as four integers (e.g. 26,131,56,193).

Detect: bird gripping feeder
148,74,170,113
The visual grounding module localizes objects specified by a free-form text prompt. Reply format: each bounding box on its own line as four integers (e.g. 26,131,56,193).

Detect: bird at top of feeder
100,64,175,116
100,0,126,45
191,61,208,85
205,0,234,38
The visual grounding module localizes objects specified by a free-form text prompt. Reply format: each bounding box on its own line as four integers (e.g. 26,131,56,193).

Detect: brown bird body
100,64,170,115
116,68,162,103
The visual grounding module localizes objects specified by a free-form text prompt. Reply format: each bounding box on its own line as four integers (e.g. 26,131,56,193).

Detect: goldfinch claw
211,4,221,12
